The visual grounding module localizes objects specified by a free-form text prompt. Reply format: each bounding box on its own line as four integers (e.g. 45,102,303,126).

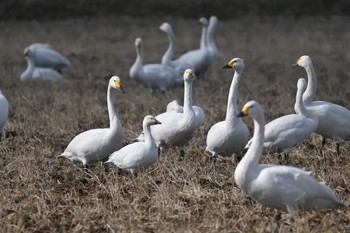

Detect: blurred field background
0,1,350,232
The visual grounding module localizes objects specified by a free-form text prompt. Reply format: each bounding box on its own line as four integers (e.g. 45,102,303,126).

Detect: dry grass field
0,15,349,232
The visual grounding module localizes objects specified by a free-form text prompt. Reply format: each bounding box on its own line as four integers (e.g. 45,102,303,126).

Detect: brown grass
0,15,349,232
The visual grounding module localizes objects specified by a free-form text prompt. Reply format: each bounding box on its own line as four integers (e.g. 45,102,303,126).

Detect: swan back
0,89,9,137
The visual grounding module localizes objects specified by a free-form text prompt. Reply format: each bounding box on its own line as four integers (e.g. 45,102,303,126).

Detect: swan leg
335,141,341,156
272,209,281,233
178,146,185,161
319,136,326,156
209,153,217,174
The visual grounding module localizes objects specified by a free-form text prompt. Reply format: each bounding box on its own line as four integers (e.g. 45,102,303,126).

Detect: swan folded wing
33,46,71,68
252,165,342,212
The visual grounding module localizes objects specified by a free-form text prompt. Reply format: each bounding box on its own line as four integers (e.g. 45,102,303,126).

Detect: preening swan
205,58,249,162
129,37,183,93
59,76,125,166
135,69,202,160
159,22,195,74
294,55,350,155
236,100,344,230
244,78,318,161
0,89,9,140
106,115,161,175
26,43,71,72
20,48,65,82
176,18,211,76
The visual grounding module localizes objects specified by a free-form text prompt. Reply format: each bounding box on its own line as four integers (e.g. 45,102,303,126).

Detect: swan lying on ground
294,55,350,155
0,89,9,140
159,22,195,74
135,69,202,160
59,76,125,166
129,37,183,93
26,43,71,72
106,115,161,175
20,48,66,82
236,100,344,231
244,78,318,161
206,58,249,163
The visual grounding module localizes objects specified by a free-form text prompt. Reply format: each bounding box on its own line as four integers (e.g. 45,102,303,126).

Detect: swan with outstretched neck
59,76,125,166
294,55,350,155
236,100,344,231
129,37,183,93
206,58,249,163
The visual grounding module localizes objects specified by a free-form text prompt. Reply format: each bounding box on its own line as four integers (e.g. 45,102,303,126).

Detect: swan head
198,17,209,27
135,38,143,48
294,55,312,68
109,76,125,93
23,48,31,57
209,16,218,26
143,115,162,127
237,100,263,120
159,22,172,32
183,69,195,81
297,78,307,92
222,58,244,71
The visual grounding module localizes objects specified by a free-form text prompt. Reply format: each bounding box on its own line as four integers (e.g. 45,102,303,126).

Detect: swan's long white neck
143,122,155,146
226,70,242,125
183,80,194,115
235,112,264,190
295,85,312,118
130,45,143,79
200,25,208,49
107,85,119,130
161,28,176,65
21,56,34,80
207,21,217,54
303,62,317,104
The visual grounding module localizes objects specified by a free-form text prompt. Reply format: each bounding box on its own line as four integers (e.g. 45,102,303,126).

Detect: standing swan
129,38,183,93
60,76,125,166
106,115,161,175
206,58,249,163
135,69,202,160
236,100,344,231
244,78,319,161
0,89,9,140
159,22,195,74
26,43,71,72
294,55,350,155
176,18,211,76
20,48,65,82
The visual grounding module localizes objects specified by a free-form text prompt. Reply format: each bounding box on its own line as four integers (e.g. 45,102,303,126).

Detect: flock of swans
0,16,348,230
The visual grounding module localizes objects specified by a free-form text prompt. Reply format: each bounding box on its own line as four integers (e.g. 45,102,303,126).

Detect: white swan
206,58,249,160
135,69,202,159
245,78,319,160
294,55,350,155
176,18,211,76
0,89,9,140
59,76,125,166
106,115,161,175
236,100,344,230
129,38,183,93
26,43,71,72
206,16,218,66
20,48,65,82
159,22,195,74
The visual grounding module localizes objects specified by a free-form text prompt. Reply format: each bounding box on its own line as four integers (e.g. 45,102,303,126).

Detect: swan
59,76,125,166
159,22,195,74
129,37,183,93
135,69,202,160
26,43,71,72
20,48,65,82
0,89,9,140
205,58,249,162
206,16,218,66
294,55,350,155
244,78,319,161
106,115,161,175
176,18,211,76
236,100,344,230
